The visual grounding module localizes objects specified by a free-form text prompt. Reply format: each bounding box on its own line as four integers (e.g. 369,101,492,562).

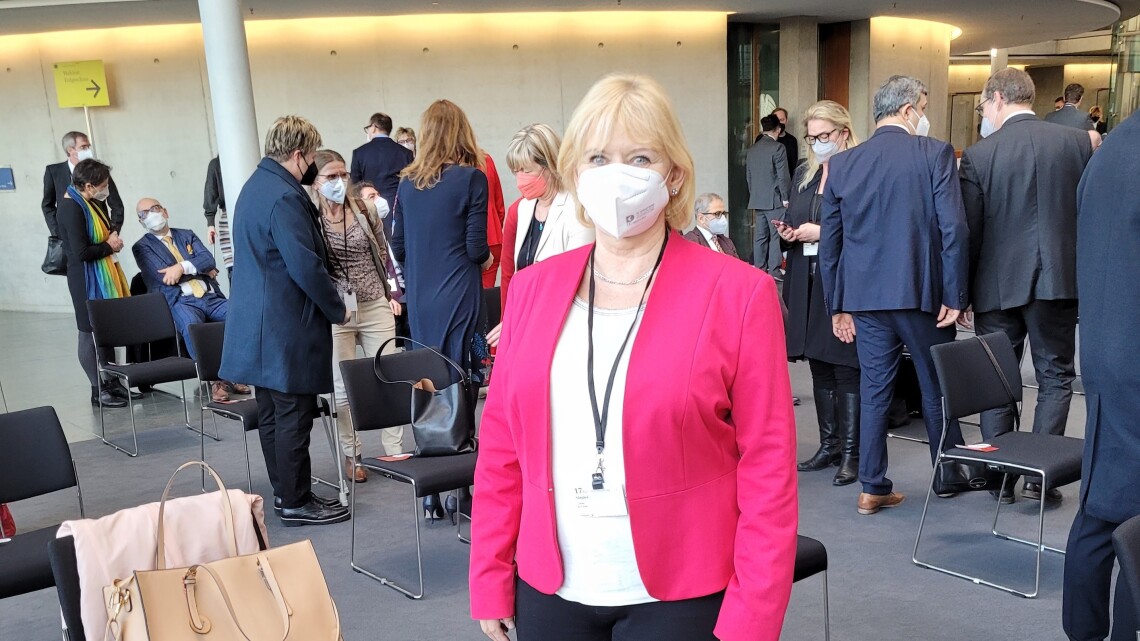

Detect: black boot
833,392,860,486
90,386,127,408
798,387,840,471
105,378,143,401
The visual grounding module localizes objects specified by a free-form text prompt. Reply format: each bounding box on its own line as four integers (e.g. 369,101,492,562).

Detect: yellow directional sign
52,60,110,108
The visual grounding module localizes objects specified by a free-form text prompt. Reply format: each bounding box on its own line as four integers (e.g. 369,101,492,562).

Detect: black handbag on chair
42,237,67,275
374,337,476,457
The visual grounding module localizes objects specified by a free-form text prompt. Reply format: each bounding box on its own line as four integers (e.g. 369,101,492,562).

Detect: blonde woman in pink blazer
470,73,798,641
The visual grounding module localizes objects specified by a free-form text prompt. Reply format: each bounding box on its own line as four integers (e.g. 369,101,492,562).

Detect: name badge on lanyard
342,291,358,314
803,242,819,256
574,485,629,518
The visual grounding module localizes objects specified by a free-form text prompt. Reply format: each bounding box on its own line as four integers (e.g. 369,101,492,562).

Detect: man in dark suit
1045,83,1095,131
350,112,414,238
772,107,799,179
820,75,970,516
131,197,247,403
959,68,1093,504
41,131,125,240
746,115,790,275
1062,111,1140,641
220,116,349,527
683,193,739,259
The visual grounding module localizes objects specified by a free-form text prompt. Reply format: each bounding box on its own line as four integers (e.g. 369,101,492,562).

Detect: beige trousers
331,296,404,457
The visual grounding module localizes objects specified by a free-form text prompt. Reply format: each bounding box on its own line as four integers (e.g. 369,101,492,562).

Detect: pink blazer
470,232,798,641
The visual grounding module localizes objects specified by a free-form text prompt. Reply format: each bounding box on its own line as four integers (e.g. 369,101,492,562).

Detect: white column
990,48,1009,74
198,0,260,225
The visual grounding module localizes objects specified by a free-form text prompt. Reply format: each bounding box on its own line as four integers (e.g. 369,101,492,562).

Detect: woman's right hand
486,322,503,348
479,618,515,641
773,221,797,243
107,232,124,253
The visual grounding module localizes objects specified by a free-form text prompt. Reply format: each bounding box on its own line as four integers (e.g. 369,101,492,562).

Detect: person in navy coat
819,75,969,515
350,112,414,238
220,116,349,527
1062,111,1140,641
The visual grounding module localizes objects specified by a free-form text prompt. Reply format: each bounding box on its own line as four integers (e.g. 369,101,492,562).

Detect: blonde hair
395,127,416,142
264,115,322,162
558,74,695,231
400,100,483,190
505,123,564,193
798,100,860,192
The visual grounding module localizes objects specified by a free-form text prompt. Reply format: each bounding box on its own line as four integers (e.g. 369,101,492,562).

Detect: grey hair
872,75,928,123
61,131,88,153
693,192,724,218
984,68,1035,106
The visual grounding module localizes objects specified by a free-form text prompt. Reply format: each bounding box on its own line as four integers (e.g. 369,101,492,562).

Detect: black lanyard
586,231,668,490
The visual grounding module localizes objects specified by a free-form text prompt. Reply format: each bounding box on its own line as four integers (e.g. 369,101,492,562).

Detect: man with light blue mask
683,192,739,259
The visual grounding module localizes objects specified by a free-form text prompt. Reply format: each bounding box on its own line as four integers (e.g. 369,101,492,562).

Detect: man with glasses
42,131,125,254
350,112,414,238
683,192,739,259
131,197,247,402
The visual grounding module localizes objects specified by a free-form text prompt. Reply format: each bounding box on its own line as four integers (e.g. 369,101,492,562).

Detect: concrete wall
0,12,728,312
1028,65,1067,115
777,16,819,161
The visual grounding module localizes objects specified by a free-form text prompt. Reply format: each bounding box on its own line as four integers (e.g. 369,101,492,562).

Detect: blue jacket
1075,111,1140,524
349,136,414,237
819,126,968,316
131,228,222,308
220,157,346,395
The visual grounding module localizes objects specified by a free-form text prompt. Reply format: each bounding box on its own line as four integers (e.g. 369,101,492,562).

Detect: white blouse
550,297,656,607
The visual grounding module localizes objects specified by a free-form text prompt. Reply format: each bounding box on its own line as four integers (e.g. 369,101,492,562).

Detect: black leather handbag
374,337,476,457
42,236,67,275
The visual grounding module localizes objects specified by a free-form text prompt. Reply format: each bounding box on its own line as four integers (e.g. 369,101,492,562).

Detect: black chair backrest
341,349,452,431
48,536,84,641
188,322,227,380
483,287,502,328
88,293,179,348
930,332,1023,422
1112,513,1140,625
0,406,77,504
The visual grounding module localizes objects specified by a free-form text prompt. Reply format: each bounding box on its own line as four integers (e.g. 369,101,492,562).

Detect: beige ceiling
0,0,1135,54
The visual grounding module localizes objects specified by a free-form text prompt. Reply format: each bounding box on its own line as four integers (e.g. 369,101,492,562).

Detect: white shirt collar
67,160,76,173
696,225,718,244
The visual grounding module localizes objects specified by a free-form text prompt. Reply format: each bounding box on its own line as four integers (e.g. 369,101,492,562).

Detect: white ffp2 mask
576,164,670,239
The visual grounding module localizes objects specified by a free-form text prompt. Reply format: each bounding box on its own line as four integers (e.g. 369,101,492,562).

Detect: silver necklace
593,265,654,286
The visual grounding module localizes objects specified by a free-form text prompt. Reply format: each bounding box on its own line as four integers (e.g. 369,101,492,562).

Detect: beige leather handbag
103,462,341,641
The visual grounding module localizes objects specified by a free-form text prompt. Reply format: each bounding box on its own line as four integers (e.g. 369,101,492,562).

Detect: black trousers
808,358,860,394
515,580,723,641
254,388,317,509
1063,507,1138,641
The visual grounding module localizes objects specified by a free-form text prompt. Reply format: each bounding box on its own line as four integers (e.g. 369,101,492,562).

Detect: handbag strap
184,554,291,641
976,336,1022,431
155,461,238,570
375,336,469,385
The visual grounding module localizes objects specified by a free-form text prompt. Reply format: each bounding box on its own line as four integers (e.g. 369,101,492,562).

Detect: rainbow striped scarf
67,185,130,301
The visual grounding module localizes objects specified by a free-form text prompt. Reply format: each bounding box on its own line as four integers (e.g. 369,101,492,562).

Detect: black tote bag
374,337,476,457
42,237,67,275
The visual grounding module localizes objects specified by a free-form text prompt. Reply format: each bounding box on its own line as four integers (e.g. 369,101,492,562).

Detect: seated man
683,192,740,258
131,197,248,402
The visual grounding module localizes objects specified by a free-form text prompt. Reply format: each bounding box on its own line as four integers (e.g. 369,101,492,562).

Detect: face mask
76,148,94,162
979,116,996,139
141,211,166,232
319,177,346,204
812,139,840,162
299,156,318,186
1091,115,1100,123
576,163,670,239
373,196,390,219
400,142,415,152
707,216,729,236
92,187,110,201
516,172,547,200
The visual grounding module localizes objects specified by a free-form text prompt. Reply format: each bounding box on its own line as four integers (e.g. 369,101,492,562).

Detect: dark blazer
350,136,414,236
56,196,114,333
41,161,124,237
203,156,225,226
959,113,1092,313
778,132,799,179
131,228,222,308
819,126,969,316
1044,104,1094,131
1075,111,1140,524
682,227,739,259
219,158,346,395
745,136,790,210
781,167,859,369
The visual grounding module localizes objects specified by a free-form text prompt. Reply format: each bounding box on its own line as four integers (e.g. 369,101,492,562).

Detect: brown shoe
857,491,905,515
229,381,252,395
345,457,367,483
210,381,230,403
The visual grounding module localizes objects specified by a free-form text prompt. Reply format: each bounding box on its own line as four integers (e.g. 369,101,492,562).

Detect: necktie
162,236,206,298
709,234,723,253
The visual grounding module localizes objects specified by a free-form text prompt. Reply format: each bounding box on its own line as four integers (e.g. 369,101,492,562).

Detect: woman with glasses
395,127,417,154
311,149,403,483
774,100,863,486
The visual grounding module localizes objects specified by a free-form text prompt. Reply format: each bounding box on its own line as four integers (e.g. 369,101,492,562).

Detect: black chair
482,286,502,329
1112,513,1140,640
340,350,477,599
913,332,1084,598
0,407,85,604
47,536,83,641
87,293,207,456
188,322,345,503
794,535,830,641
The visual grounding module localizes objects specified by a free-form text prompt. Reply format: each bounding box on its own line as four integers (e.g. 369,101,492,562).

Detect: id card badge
342,291,358,314
573,485,628,518
803,242,819,256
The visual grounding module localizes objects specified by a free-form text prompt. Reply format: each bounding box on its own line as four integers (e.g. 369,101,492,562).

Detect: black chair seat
363,453,477,497
944,432,1084,490
0,526,58,598
206,398,259,430
104,357,197,387
794,535,827,583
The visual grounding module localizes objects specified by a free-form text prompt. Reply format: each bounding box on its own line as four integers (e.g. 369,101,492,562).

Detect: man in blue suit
220,115,350,527
1062,111,1140,641
819,75,970,516
350,112,414,238
131,197,247,403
